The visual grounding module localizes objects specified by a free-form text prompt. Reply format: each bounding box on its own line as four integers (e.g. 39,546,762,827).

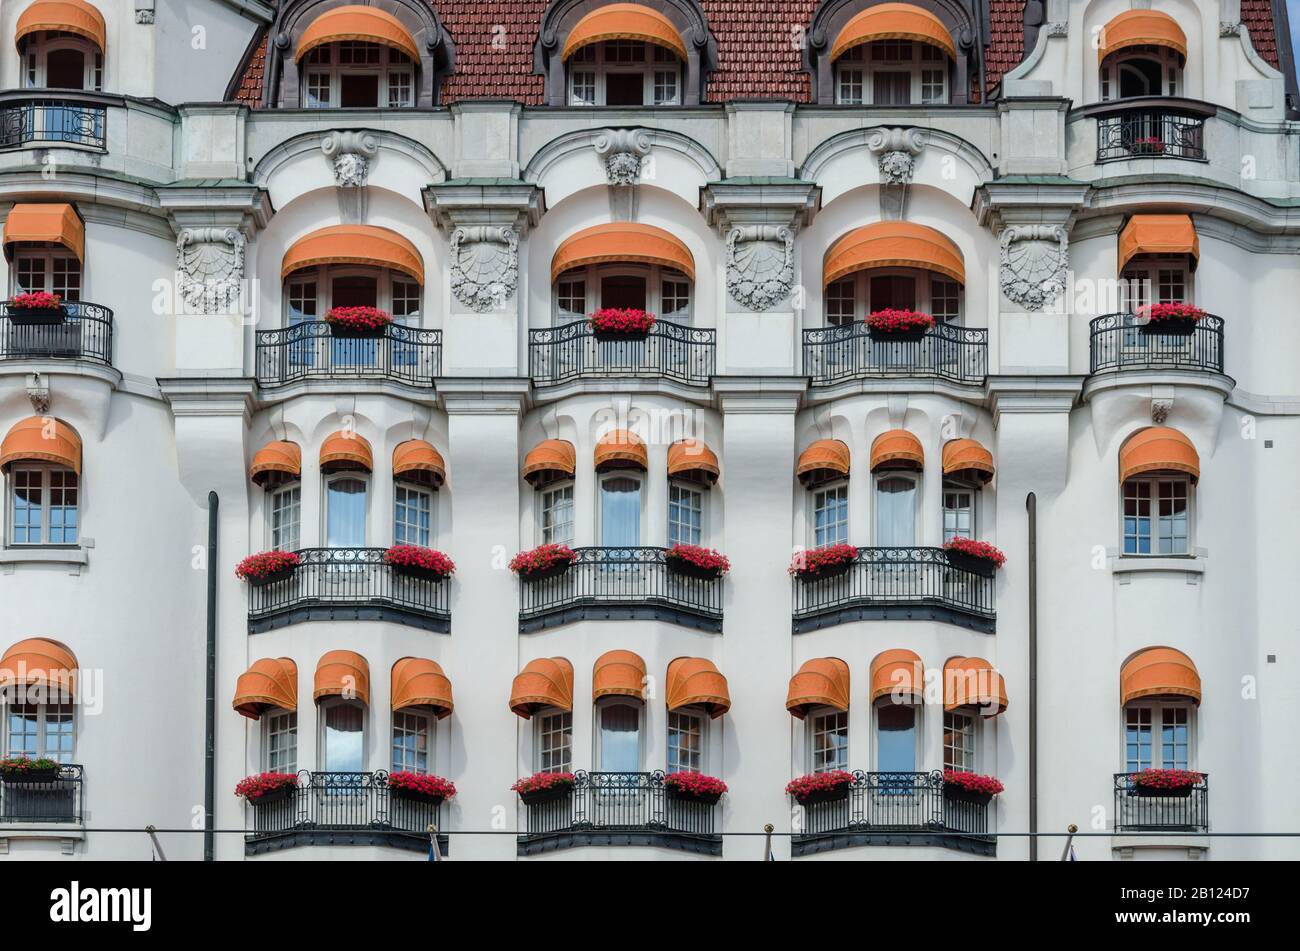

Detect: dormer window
302,41,415,108
1097,10,1187,102
834,41,948,106
567,41,682,106
16,0,106,91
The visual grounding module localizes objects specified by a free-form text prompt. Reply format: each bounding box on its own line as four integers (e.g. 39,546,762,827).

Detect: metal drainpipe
205,491,218,861
1026,492,1038,861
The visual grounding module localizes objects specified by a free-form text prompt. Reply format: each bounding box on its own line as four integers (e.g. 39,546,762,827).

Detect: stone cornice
437,378,532,415
699,180,822,233
158,377,258,421
1081,369,1236,406
157,185,274,235
424,182,545,234
985,375,1085,425
712,377,806,414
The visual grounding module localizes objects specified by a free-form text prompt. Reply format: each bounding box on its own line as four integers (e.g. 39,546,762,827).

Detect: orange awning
592,650,646,701
1121,647,1201,706
870,429,924,472
942,438,994,484
667,440,719,487
509,657,575,719
1099,10,1187,62
666,657,731,718
561,3,688,62
313,650,371,706
281,225,423,284
870,649,924,704
1118,215,1199,273
796,438,850,488
523,439,576,488
3,203,84,262
830,3,956,62
391,657,453,719
552,223,695,282
1119,427,1199,483
943,657,1007,716
594,429,647,472
16,1,106,51
232,657,298,720
320,431,373,473
393,439,445,489
295,5,421,62
0,638,77,696
249,440,301,488
0,416,81,473
825,221,964,286
787,657,850,719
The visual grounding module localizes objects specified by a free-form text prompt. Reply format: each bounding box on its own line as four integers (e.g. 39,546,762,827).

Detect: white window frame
942,480,976,543
283,265,423,328
300,41,416,108
6,463,80,547
833,41,949,106
534,707,573,774
268,482,301,553
1100,46,1181,101
808,706,849,774
552,263,692,325
3,699,75,763
538,481,575,546
1121,475,1193,557
20,36,103,91
943,709,978,773
1124,702,1194,772
263,709,298,773
393,481,434,547
566,41,682,106
1119,257,1192,311
810,481,849,549
391,708,434,774
10,248,82,300
666,708,706,774
593,696,644,773
322,473,370,549
667,480,704,547
826,268,964,324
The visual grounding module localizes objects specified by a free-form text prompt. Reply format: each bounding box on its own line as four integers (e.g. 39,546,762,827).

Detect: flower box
943,784,993,805
590,308,655,342
786,770,853,805
667,787,722,806
945,550,995,578
594,329,649,343
250,784,295,806
1128,138,1167,156
664,772,727,805
943,539,1005,577
866,309,933,342
798,784,850,805
0,766,59,784
388,772,456,806
789,544,858,583
236,551,301,586
510,544,578,582
1135,783,1193,799
1131,768,1200,797
7,292,66,325
942,769,1004,803
325,306,393,338
519,783,573,806
664,544,730,580
234,772,299,803
393,786,444,806
1135,303,1205,337
512,771,577,805
385,545,454,583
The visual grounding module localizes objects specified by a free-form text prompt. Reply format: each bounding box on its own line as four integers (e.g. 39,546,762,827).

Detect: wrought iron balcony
246,548,450,634
1114,773,1208,833
1089,313,1224,375
518,547,723,633
0,98,106,150
792,770,995,857
792,547,995,634
1088,97,1212,163
0,764,83,824
244,770,448,856
255,321,440,388
517,770,721,856
0,301,113,367
803,322,988,387
528,321,715,387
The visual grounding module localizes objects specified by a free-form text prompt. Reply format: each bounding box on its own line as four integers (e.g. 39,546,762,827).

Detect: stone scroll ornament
726,226,795,311
593,129,652,185
321,131,379,187
866,127,925,185
999,225,1069,311
176,227,245,313
449,226,519,312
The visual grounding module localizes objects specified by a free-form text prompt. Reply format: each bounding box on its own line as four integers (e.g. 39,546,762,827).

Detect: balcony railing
803,322,988,386
1114,773,1209,833
0,765,83,823
529,321,715,386
1089,313,1224,375
244,770,446,855
255,321,440,388
518,547,723,633
792,770,995,856
518,770,721,856
246,547,450,634
1094,103,1208,163
0,301,114,367
0,99,106,150
792,547,996,634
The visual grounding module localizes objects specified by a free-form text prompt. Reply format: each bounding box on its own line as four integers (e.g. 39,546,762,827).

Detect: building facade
1,0,1297,861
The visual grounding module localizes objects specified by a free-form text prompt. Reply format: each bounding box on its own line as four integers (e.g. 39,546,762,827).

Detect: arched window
1,416,81,547
1118,428,1199,558
592,650,648,772
0,639,79,767
313,651,370,772
797,440,851,548
551,223,695,325
524,440,577,547
1120,648,1200,773
1118,215,1199,313
834,40,950,105
16,0,106,91
823,222,966,328
4,204,85,303
869,430,924,548
1097,10,1187,102
390,658,453,775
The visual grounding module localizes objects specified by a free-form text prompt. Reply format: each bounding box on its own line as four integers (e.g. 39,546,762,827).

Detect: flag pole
427,823,443,862
763,823,774,861
1060,823,1078,861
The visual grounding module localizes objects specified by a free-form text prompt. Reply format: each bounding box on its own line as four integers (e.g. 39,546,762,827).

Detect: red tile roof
985,1,1025,93
698,0,818,102
232,29,267,107
1241,0,1281,69
439,1,548,105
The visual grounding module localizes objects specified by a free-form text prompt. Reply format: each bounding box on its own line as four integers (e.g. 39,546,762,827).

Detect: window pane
826,279,856,325
943,486,973,542
943,712,975,772
599,702,640,772
11,468,43,544
667,711,703,774
1125,707,1152,772
394,484,432,547
326,478,367,547
538,712,572,773
323,703,364,772
668,483,703,547
1161,707,1189,769
875,476,916,547
875,704,916,772
391,711,430,774
600,477,641,547
811,711,848,773
6,704,39,756
271,485,301,552
46,469,78,544
813,484,848,547
541,485,574,545
267,712,297,773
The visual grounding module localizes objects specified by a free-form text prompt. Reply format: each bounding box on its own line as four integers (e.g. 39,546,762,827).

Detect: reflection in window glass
875,703,916,773
875,476,916,547
600,476,641,547
599,702,640,772
323,703,364,772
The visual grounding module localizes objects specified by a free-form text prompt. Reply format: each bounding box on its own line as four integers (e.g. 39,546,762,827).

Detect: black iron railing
529,321,715,386
1089,313,1224,374
246,548,450,634
0,765,83,823
518,770,721,854
245,770,443,850
518,547,723,633
1096,109,1206,162
0,301,114,366
792,547,996,633
1114,773,1209,833
0,99,106,149
803,322,988,386
793,770,994,855
255,321,440,388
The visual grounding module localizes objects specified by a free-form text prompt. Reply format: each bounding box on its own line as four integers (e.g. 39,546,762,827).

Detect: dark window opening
46,49,85,90
605,73,644,106
340,73,379,107
600,275,647,310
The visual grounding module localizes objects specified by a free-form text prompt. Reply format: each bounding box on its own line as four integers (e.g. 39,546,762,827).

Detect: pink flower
589,308,656,334
325,306,393,332
785,770,854,801
665,544,730,575
943,537,1006,568
943,769,1005,796
788,544,858,578
384,545,455,578
235,550,300,580
509,544,577,577
866,309,934,333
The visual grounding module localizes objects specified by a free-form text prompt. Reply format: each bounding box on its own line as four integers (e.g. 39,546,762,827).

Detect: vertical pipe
205,491,218,861
1026,492,1038,861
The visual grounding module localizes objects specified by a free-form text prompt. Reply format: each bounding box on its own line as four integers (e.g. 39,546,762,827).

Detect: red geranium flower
944,537,1006,568
234,772,298,800
785,770,854,802
388,771,457,799
384,545,455,578
866,309,934,333
235,550,301,581
509,544,578,577
1132,768,1202,790
788,544,858,578
665,544,730,575
590,308,656,334
511,771,576,795
943,769,1005,796
325,306,393,332
10,291,62,311
664,772,727,797
1136,302,1206,324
